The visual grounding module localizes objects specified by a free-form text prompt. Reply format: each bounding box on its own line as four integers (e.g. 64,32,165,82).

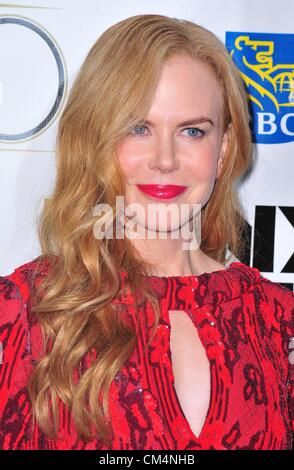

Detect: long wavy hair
27,14,253,447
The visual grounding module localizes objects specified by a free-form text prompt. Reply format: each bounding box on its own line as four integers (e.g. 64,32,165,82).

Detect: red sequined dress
0,256,293,450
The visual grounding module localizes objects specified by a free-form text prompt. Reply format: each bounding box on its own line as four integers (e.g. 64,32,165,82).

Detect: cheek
186,146,218,181
116,140,146,179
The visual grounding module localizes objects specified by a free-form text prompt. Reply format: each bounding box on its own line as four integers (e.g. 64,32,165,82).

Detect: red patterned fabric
0,256,293,450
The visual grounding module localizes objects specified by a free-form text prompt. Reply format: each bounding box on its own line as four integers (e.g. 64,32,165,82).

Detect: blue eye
182,127,205,138
129,125,205,138
130,125,147,136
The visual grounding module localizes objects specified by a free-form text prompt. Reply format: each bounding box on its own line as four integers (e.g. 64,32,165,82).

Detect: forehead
148,55,223,123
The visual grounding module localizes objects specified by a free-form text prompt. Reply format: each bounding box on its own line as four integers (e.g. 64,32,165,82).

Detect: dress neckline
142,264,230,280
118,261,262,308
121,261,248,281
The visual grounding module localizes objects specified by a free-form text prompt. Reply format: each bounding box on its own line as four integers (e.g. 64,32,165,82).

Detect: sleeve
259,276,294,436
0,270,31,447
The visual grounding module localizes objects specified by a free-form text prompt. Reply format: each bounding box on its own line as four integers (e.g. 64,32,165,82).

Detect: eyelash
130,125,206,139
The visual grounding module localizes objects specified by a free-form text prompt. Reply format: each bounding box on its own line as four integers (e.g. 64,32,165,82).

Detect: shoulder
226,261,294,308
255,274,294,357
256,274,294,319
245,265,294,331
0,255,51,324
0,255,51,409
220,261,293,337
228,262,294,361
0,254,53,362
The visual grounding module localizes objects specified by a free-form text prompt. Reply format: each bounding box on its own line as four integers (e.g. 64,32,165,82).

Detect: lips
136,184,187,200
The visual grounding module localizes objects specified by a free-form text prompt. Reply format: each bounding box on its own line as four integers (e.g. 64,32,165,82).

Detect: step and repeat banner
0,0,293,290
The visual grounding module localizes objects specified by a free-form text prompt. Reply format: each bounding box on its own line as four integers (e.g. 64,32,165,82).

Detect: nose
148,134,179,173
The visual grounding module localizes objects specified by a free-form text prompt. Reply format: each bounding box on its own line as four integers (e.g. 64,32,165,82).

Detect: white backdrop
0,0,293,290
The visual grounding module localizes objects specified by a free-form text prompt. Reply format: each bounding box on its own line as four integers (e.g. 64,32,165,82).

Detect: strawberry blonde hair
28,14,252,446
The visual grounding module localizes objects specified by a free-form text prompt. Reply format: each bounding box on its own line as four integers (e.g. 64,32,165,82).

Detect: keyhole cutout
168,310,211,439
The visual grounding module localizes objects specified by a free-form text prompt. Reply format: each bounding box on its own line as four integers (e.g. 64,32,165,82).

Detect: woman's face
116,55,230,236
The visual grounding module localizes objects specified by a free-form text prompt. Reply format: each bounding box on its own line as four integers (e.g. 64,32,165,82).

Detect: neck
129,232,211,277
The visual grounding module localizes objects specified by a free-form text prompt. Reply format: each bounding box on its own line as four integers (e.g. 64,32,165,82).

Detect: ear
216,123,231,179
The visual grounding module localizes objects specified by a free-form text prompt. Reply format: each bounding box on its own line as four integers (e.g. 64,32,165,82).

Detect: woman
0,14,293,450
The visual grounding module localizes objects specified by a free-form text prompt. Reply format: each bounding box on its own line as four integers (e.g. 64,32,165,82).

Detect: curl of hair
27,14,253,447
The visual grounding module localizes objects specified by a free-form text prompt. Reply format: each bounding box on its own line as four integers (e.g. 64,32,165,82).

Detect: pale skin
116,54,230,277
116,55,231,439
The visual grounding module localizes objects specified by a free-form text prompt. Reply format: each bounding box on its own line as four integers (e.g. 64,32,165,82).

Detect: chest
168,310,211,439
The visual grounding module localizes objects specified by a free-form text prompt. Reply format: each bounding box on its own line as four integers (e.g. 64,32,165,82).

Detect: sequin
0,256,293,450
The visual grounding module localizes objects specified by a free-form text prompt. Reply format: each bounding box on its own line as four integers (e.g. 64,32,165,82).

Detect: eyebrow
142,117,214,127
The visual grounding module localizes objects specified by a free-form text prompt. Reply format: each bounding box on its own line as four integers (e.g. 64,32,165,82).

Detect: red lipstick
136,184,187,200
